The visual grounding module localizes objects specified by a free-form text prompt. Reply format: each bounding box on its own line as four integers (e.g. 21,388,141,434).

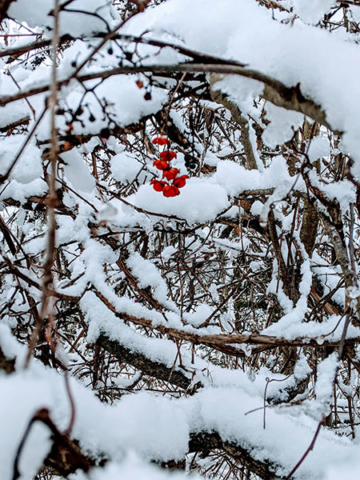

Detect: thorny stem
24,0,60,368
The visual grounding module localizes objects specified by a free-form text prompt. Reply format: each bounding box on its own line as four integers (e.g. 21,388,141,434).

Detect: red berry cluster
151,137,189,197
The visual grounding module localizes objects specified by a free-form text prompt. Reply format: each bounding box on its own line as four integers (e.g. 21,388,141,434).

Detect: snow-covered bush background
1,0,360,479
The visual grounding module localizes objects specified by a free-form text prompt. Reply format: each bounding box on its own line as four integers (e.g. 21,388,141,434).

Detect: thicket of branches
1,1,360,479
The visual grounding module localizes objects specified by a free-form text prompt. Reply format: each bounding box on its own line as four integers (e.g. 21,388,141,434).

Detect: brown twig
285,417,325,480
24,0,60,368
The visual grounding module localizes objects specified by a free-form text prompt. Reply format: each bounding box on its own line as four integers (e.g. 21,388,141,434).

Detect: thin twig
24,0,60,368
285,417,325,480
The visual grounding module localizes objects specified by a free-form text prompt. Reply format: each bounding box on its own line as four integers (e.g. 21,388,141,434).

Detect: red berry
152,137,169,146
163,185,180,197
153,159,170,170
163,168,180,181
173,175,189,188
159,151,177,161
150,180,166,192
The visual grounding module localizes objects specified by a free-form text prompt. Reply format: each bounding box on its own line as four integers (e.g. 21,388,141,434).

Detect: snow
122,181,230,225
315,354,338,410
0,136,43,184
127,252,178,311
0,178,47,204
72,455,202,480
215,155,296,198
111,152,143,184
62,149,96,193
325,462,360,480
8,0,120,37
308,136,331,163
262,103,304,149
291,0,334,25
0,327,357,480
184,304,214,328
0,380,52,479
